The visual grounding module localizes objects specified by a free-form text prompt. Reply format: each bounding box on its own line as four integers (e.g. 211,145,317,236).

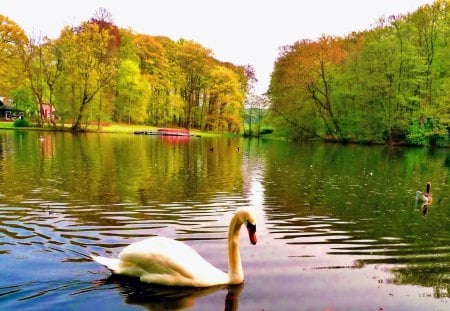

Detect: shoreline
2,121,448,148
0,121,228,138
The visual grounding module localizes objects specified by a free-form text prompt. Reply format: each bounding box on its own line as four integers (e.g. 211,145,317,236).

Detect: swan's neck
227,213,244,284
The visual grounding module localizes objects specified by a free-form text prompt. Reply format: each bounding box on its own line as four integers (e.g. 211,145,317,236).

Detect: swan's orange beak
247,222,257,245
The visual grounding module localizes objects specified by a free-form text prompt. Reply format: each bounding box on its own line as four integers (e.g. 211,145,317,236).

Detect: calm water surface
0,130,449,310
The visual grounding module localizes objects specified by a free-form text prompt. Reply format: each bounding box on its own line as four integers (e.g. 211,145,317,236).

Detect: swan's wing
118,237,197,278
118,237,227,286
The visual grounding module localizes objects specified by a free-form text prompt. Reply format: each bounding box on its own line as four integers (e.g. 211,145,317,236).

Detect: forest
0,8,254,132
269,0,450,146
2,2,450,146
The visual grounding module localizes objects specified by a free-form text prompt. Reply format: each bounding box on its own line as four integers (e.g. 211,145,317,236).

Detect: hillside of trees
0,9,253,132
269,0,450,146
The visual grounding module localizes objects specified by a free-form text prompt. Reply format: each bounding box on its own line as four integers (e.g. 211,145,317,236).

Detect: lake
0,129,449,310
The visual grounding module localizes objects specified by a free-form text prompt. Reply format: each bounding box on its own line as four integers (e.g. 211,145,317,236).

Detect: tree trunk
71,102,86,131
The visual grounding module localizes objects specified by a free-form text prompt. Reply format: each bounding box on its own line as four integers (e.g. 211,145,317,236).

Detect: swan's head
237,208,257,245
247,221,257,245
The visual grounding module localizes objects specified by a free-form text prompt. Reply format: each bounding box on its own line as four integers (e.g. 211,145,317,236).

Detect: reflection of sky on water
239,139,450,308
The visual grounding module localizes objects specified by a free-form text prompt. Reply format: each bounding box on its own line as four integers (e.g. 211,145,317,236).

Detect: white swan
91,208,257,287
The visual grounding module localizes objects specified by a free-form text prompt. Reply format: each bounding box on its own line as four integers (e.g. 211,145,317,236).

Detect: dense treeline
0,9,251,132
269,0,450,146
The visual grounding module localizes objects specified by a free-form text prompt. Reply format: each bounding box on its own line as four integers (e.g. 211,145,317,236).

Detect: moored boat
134,128,193,137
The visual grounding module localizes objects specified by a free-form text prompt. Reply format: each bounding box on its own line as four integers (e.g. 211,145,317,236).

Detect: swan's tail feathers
91,255,120,272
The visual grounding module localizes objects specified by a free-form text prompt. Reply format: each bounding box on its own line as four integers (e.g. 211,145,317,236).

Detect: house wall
39,103,56,120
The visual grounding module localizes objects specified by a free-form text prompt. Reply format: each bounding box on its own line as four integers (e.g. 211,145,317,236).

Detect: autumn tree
20,35,63,126
304,36,346,139
55,22,118,131
1,13,250,134
135,34,175,125
0,15,28,95
176,39,213,129
205,65,245,132
269,44,317,139
270,1,450,146
270,36,347,140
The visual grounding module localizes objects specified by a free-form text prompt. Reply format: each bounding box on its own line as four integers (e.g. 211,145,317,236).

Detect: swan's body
92,208,257,287
416,182,432,204
415,191,430,203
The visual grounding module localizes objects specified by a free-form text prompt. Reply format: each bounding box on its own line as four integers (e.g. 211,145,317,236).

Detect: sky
2,0,436,95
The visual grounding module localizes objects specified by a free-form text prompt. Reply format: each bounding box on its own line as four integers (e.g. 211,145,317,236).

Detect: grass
0,121,228,137
0,121,14,129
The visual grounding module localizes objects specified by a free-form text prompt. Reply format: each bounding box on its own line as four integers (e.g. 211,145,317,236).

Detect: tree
269,1,450,146
176,40,213,128
10,87,35,116
135,34,175,125
0,15,28,95
270,36,346,140
1,13,250,134
243,64,258,136
342,24,406,141
56,22,118,131
205,65,245,132
115,59,150,124
20,35,63,126
303,36,346,139
269,44,318,139
245,93,269,136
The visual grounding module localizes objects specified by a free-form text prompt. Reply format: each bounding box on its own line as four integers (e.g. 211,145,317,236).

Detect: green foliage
10,87,36,115
269,1,450,146
406,117,450,146
13,117,30,127
0,15,28,94
115,59,150,124
0,11,248,133
406,121,428,146
259,128,274,135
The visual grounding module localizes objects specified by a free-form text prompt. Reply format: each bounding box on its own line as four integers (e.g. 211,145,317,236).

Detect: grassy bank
0,121,227,138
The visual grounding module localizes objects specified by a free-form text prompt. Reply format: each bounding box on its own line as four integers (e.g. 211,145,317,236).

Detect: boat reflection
100,275,243,311
161,135,191,144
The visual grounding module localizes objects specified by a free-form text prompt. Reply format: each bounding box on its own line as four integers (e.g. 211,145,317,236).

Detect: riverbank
3,121,448,147
0,121,230,138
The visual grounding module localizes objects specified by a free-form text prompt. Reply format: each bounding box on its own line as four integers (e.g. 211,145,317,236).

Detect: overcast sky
2,0,435,94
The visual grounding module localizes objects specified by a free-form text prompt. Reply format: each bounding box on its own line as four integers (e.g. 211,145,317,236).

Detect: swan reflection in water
98,274,244,311
414,199,430,216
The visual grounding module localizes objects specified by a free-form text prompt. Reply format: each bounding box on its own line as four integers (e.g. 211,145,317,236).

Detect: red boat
157,128,191,136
